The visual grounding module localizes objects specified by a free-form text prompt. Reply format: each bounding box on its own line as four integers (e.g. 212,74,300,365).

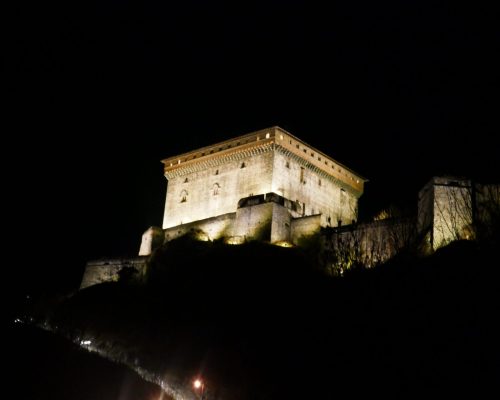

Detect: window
184,178,189,183
340,188,346,205
300,167,305,184
240,162,246,168
266,133,270,139
213,183,220,196
318,178,322,186
180,190,188,203
296,144,300,149
215,169,219,175
286,161,290,169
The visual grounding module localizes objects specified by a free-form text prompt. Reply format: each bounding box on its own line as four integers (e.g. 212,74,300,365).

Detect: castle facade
139,126,366,254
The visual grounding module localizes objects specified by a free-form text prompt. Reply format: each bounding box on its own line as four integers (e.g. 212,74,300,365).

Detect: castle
80,127,499,288
139,126,366,253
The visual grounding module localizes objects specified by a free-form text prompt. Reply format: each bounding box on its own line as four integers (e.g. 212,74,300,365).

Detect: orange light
193,379,203,389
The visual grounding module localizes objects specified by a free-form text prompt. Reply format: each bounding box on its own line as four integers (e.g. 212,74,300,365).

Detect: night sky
7,1,499,295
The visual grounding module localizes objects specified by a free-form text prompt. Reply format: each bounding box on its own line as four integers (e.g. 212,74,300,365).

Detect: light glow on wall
194,231,211,242
274,241,294,248
225,236,245,245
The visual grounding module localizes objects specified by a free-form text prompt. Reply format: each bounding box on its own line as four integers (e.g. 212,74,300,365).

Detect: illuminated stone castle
139,126,366,254
80,127,499,288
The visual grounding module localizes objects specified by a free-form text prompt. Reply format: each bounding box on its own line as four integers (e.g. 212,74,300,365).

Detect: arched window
180,189,188,203
213,183,220,196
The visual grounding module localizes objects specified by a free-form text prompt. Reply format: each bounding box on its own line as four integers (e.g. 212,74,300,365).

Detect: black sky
7,1,499,295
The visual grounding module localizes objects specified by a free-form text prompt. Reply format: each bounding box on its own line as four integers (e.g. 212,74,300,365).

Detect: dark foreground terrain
7,324,166,400
20,237,500,399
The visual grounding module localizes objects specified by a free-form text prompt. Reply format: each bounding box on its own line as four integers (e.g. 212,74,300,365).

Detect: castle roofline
273,126,368,183
161,127,273,166
161,126,367,191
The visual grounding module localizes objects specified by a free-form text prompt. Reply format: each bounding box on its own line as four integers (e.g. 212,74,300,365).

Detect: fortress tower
138,126,367,253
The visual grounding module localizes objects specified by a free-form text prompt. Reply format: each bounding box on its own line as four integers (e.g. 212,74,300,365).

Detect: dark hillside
8,324,167,400
31,237,499,399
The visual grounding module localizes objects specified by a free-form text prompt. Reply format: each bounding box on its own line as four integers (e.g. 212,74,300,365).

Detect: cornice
164,142,274,179
274,145,362,197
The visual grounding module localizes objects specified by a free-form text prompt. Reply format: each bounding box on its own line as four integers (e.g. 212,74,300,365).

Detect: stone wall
291,214,322,244
233,201,274,241
163,212,236,242
272,149,358,227
159,192,313,249
80,257,147,289
162,147,274,229
320,218,416,272
270,202,293,243
139,226,164,256
418,177,473,251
